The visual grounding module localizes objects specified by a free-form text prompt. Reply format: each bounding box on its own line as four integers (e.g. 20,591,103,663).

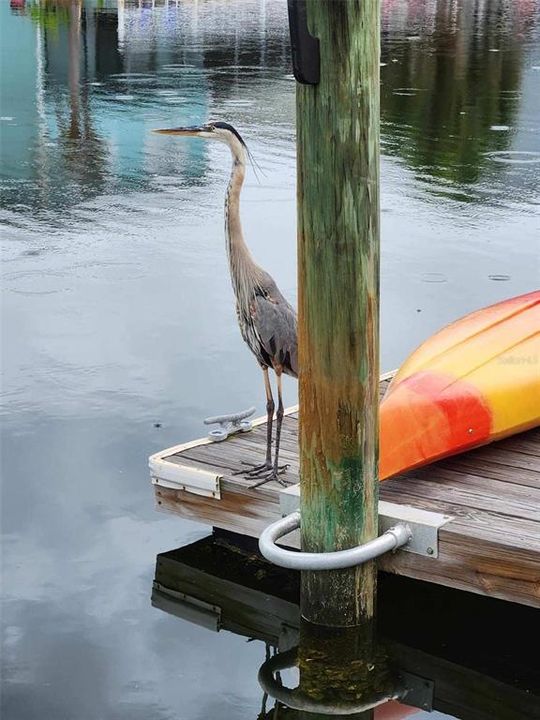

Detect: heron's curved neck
225,148,261,303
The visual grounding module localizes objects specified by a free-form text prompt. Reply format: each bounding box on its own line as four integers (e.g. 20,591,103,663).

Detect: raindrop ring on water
421,272,448,284
485,151,540,165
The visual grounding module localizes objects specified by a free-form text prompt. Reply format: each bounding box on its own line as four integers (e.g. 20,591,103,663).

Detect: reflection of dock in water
150,373,540,609
152,532,540,719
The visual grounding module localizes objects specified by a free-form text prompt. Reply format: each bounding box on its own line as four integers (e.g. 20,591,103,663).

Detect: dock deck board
150,375,540,608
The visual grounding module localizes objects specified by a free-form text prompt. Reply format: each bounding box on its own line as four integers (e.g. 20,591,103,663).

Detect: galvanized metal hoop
258,512,412,570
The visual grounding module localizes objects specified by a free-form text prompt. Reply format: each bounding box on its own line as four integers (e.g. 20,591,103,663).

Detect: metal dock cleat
204,407,256,442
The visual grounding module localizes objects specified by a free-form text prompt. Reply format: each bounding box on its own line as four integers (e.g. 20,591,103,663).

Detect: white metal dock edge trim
150,456,221,498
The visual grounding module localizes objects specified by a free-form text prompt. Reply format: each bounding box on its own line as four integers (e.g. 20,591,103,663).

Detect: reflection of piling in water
67,1,81,140
297,620,391,720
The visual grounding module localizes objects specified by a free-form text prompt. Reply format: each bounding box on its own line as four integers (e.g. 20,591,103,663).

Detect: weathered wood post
296,0,381,628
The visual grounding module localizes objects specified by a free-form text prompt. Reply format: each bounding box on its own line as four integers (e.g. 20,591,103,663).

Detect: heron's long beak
152,125,206,136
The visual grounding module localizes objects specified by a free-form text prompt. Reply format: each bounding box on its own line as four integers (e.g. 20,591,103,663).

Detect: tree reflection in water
381,0,537,189
4,0,538,216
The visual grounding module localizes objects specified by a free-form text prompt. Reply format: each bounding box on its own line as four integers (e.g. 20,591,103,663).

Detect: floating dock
150,373,540,608
152,534,540,718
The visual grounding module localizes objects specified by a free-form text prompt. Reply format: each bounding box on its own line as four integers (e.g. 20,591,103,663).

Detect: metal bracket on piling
259,512,413,571
276,484,453,560
287,0,320,84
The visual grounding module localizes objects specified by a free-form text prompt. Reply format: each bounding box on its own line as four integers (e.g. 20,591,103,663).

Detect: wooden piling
296,0,381,627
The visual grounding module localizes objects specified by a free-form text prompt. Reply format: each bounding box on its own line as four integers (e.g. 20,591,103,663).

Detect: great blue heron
154,121,297,488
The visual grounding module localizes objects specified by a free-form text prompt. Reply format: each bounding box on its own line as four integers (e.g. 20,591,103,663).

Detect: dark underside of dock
150,375,540,608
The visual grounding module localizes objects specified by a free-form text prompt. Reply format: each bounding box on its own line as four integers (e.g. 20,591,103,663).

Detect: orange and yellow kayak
380,290,540,480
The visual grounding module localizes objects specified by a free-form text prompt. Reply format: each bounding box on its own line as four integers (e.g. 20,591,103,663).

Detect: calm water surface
1,1,539,718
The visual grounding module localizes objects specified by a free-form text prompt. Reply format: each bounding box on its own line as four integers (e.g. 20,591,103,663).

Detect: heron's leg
273,371,285,474
233,367,274,475
249,372,290,489
262,367,274,466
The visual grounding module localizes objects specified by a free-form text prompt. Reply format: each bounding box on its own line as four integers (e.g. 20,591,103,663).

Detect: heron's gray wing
253,295,298,378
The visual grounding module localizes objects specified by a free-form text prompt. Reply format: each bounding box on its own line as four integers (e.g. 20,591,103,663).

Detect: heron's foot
232,460,273,476
249,465,290,489
247,463,289,479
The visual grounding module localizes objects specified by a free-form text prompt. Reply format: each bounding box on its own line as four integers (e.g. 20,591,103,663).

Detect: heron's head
153,121,247,162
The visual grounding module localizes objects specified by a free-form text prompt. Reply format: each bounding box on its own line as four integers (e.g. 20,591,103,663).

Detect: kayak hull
380,291,540,480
